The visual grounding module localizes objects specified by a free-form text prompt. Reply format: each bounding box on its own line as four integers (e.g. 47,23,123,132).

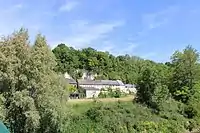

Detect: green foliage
52,44,80,73
136,63,170,111
51,42,200,132
170,45,200,103
98,87,125,98
52,44,146,84
0,29,69,133
67,101,188,133
68,85,77,93
2,28,200,132
183,82,200,129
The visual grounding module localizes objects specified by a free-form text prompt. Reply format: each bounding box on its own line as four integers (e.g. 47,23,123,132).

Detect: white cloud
0,3,46,40
119,42,138,54
14,4,23,9
0,4,24,35
126,42,138,50
99,45,114,52
129,5,180,44
0,0,126,54
97,40,115,53
142,6,180,30
141,52,157,59
60,20,125,49
59,1,79,12
111,42,138,56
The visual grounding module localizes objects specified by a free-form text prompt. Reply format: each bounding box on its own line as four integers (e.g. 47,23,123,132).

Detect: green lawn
68,95,134,103
67,96,134,115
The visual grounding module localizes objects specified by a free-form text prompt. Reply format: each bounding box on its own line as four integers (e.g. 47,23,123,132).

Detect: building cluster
65,71,137,98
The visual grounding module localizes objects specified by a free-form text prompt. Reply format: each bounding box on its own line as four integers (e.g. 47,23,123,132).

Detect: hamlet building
65,72,137,98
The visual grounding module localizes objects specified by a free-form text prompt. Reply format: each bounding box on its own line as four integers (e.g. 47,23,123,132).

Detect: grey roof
83,87,99,90
78,79,124,86
66,78,76,84
66,77,125,86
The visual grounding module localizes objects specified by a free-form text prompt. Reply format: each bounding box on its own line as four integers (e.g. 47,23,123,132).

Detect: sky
0,0,200,62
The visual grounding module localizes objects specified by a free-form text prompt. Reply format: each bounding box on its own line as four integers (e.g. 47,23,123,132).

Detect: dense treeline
53,43,200,132
52,43,150,84
1,29,200,132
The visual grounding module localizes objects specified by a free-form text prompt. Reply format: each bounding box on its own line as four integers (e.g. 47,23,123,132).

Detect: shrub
98,87,124,98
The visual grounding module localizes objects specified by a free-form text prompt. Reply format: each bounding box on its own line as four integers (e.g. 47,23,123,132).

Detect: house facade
67,78,137,98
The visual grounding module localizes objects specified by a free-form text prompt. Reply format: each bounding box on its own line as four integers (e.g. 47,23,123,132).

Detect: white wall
64,72,72,79
78,84,136,98
85,90,100,98
125,87,137,93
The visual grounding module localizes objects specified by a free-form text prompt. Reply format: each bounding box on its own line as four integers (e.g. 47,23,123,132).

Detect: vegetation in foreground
67,95,133,104
66,101,188,133
0,29,69,133
0,28,200,132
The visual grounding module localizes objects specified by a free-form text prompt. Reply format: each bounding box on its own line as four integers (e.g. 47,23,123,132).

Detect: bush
98,87,124,98
66,100,195,133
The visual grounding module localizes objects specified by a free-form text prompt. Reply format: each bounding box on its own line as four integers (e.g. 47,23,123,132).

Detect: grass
67,95,134,104
67,95,134,115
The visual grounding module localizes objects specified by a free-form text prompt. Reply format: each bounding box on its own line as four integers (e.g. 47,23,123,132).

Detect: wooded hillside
1,29,200,132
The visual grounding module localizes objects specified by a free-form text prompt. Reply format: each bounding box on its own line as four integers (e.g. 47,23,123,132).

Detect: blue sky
0,0,200,62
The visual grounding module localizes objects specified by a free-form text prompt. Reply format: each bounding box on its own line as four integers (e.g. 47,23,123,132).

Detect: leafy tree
183,82,200,130
0,29,40,133
52,44,145,84
30,34,69,133
136,63,169,111
170,45,200,103
52,44,79,73
0,29,68,133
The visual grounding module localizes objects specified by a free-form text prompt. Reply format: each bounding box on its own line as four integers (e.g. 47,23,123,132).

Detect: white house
66,78,136,98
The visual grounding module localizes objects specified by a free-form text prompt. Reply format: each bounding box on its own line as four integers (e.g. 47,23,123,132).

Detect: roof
83,87,99,91
66,78,125,86
66,78,76,84
78,80,124,86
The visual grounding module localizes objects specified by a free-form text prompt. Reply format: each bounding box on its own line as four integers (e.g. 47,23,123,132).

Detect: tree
136,63,169,111
52,44,144,84
183,82,200,128
170,45,200,103
68,69,83,90
31,34,69,133
52,44,79,73
0,29,69,133
0,29,40,133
